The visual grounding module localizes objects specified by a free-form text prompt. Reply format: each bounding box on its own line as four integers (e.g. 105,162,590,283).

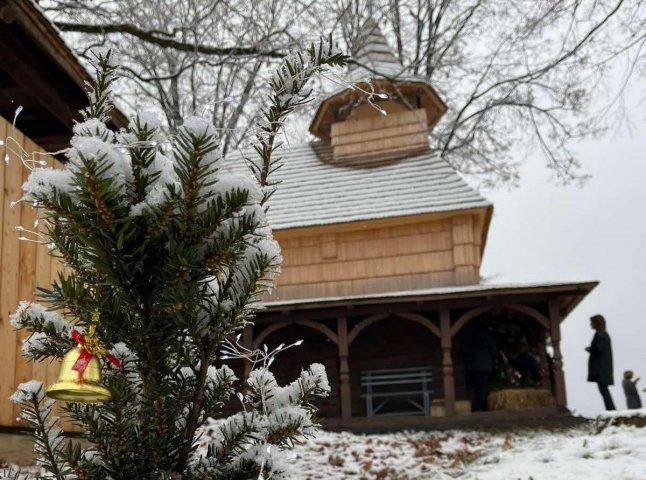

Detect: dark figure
622,370,642,409
509,341,540,384
586,314,616,411
466,321,498,412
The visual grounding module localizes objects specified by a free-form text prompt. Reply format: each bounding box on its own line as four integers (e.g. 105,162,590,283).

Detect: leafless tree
40,0,646,185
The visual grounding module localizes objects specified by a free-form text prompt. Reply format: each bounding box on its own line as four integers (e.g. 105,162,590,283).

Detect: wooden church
232,19,597,426
0,5,596,430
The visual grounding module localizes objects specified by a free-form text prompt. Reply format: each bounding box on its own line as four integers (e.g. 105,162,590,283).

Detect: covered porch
247,281,597,425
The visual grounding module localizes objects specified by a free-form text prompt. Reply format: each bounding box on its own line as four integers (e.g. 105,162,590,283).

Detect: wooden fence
0,115,64,428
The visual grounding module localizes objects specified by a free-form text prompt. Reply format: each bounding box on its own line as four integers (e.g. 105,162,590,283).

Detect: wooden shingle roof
227,142,491,230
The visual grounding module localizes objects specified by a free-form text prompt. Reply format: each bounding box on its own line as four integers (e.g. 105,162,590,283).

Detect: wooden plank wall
0,116,64,428
330,108,429,163
272,213,482,301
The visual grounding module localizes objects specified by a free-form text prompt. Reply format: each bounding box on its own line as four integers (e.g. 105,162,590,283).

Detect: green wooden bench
361,367,433,416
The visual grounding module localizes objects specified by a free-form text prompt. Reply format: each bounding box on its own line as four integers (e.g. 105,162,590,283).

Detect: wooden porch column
337,317,351,418
242,325,253,382
548,299,567,408
440,309,456,416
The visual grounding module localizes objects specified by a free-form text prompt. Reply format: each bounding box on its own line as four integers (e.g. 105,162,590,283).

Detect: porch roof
261,280,598,319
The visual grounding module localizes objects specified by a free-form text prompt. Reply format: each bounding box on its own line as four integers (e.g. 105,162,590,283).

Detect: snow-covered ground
10,413,646,479
287,420,646,479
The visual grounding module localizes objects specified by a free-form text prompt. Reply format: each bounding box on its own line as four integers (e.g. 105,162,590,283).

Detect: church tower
309,18,447,164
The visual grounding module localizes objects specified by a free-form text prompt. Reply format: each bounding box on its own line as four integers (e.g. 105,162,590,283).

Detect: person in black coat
586,314,616,410
466,320,498,412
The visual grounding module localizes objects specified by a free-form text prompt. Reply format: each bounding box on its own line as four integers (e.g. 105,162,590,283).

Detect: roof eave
261,281,599,313
10,0,128,129
309,78,447,141
272,204,493,238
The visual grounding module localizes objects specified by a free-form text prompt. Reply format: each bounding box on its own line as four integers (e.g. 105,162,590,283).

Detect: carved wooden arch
253,320,338,349
348,312,439,345
348,314,388,345
396,312,441,338
451,303,550,336
450,306,490,336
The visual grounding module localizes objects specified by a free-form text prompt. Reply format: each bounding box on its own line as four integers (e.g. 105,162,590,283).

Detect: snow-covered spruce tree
7,43,346,479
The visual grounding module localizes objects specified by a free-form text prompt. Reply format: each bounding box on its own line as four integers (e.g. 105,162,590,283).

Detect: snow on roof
225,141,491,230
349,18,408,82
261,280,598,308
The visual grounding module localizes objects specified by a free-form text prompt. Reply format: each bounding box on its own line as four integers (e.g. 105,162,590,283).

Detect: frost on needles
8,42,347,480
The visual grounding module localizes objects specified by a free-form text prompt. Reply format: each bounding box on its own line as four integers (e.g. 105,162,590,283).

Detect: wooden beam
29,135,70,152
337,317,351,418
0,125,23,425
548,299,567,408
0,29,81,131
440,309,456,416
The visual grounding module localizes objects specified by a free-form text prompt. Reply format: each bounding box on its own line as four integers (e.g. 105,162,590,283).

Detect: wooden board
0,124,25,425
331,109,427,137
0,116,65,428
271,213,482,301
12,136,39,423
331,109,429,162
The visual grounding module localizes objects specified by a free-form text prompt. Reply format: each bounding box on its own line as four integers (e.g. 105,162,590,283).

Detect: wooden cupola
309,19,447,163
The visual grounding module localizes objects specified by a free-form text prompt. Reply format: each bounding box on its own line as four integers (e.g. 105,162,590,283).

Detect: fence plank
0,126,25,425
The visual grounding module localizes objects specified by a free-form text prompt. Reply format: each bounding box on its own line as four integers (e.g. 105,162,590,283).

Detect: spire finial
349,18,403,81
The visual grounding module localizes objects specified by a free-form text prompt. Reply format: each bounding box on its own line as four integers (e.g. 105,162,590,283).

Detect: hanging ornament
45,310,120,403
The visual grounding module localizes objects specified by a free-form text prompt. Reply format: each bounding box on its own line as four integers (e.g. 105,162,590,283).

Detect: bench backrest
361,367,432,387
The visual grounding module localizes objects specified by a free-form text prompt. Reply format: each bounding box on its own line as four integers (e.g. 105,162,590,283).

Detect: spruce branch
176,350,209,472
82,48,119,123
10,382,70,479
246,36,347,201
0,465,26,480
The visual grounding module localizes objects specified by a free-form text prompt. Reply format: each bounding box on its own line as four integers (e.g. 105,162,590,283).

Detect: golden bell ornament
45,346,112,402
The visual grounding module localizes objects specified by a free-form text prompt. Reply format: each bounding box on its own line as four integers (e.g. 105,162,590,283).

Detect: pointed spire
349,18,404,82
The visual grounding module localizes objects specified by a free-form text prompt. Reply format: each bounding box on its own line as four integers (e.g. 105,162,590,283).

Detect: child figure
622,370,642,409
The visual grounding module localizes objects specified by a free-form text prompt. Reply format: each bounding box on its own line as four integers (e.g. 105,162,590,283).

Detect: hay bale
488,388,555,410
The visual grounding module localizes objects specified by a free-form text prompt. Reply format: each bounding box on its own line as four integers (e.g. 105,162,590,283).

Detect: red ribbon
71,329,121,381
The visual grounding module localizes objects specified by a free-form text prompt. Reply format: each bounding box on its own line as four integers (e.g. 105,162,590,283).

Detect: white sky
480,108,646,417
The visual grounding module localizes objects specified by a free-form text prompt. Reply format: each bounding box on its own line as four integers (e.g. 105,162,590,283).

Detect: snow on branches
9,381,69,477
6,42,347,479
246,36,347,201
10,301,75,360
194,364,331,478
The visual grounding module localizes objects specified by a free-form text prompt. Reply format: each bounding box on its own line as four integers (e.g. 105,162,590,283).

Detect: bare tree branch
53,21,288,58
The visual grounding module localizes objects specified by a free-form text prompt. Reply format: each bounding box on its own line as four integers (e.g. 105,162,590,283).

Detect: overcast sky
480,100,645,416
